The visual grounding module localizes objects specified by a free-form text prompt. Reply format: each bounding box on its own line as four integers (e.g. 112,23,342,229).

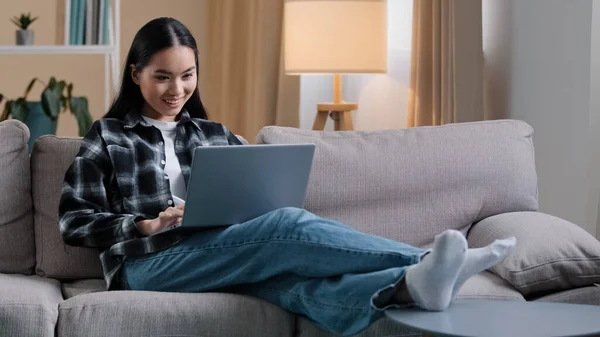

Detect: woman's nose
168,79,184,96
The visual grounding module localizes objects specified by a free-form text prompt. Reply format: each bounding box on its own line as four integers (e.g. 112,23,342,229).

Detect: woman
58,17,515,336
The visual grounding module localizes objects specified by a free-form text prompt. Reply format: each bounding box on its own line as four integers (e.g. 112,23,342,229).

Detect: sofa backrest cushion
31,135,103,279
31,133,249,280
257,120,539,247
0,120,36,274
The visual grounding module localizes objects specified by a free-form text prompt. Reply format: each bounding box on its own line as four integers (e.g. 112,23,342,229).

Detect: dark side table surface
385,299,600,337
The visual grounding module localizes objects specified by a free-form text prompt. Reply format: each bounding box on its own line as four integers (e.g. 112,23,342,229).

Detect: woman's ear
130,64,140,85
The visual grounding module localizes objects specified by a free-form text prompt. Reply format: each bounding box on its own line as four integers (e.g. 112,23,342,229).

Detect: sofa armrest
467,211,600,298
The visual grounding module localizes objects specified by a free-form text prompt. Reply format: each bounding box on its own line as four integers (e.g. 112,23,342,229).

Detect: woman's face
131,45,197,122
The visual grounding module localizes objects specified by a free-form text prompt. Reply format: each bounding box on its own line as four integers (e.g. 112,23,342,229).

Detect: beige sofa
1,118,599,337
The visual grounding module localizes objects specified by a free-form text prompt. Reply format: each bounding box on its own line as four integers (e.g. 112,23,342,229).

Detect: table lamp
284,0,387,131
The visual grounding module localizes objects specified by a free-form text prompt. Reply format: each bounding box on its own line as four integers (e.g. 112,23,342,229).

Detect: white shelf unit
0,0,121,113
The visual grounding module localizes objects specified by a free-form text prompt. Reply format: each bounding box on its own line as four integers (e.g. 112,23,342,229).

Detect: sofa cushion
0,120,36,274
32,133,249,280
31,135,104,279
297,316,421,337
257,120,538,247
454,271,525,301
533,285,600,305
0,273,63,337
58,291,294,337
61,279,106,299
468,212,600,297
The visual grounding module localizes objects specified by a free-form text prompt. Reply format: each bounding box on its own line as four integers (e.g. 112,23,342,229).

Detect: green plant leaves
41,77,64,120
23,78,38,99
1,76,93,136
9,98,29,123
70,97,92,136
63,83,73,112
11,13,38,30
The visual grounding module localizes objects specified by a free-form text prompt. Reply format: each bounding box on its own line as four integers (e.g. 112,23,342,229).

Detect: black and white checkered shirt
58,109,243,289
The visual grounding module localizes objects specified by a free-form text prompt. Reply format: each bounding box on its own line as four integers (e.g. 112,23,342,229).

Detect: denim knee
269,207,311,231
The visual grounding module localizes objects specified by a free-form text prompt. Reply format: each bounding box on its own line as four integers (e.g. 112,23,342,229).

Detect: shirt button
168,200,173,205
161,160,166,165
158,141,164,146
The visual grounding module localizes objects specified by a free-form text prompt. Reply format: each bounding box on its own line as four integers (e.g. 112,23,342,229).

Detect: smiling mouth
163,98,183,105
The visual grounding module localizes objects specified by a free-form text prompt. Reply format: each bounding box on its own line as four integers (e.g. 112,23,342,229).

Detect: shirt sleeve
223,125,245,145
58,121,145,248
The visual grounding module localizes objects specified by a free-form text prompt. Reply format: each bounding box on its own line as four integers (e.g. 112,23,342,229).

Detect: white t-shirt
142,116,186,204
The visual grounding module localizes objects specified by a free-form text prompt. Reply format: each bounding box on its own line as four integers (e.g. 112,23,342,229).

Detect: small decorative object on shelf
0,77,93,149
11,12,38,46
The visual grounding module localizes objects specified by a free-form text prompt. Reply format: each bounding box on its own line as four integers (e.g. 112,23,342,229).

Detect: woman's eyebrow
155,66,196,75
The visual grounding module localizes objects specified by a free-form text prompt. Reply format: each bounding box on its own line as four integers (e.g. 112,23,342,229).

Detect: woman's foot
451,237,517,298
400,230,467,311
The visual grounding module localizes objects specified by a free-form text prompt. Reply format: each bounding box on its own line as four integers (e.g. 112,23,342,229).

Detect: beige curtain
198,0,300,142
407,0,484,127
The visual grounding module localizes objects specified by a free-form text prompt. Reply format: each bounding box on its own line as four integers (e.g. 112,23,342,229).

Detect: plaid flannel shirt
58,109,242,289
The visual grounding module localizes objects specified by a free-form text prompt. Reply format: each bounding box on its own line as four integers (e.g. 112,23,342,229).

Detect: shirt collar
123,108,201,131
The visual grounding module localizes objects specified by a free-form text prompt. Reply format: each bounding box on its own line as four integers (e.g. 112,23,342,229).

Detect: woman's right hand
135,205,184,236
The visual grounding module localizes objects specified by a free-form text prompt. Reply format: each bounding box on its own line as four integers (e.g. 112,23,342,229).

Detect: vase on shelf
16,29,34,45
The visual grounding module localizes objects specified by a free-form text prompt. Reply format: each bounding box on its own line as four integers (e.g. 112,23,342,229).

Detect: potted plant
11,13,38,45
0,77,93,149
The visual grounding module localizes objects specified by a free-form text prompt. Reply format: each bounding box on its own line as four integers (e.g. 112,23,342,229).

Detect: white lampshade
284,0,388,75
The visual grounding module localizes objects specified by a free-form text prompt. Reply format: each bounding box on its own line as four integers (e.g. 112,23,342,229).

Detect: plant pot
16,29,34,45
25,102,57,150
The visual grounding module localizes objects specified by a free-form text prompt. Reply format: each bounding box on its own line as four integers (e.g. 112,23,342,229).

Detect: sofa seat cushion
58,290,294,337
61,279,106,299
454,271,525,301
0,120,35,274
0,273,63,337
297,315,421,337
533,284,600,305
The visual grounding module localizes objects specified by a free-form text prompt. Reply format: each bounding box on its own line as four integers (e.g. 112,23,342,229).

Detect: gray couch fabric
57,291,295,337
0,274,63,337
468,212,600,297
0,120,35,274
534,285,600,305
61,279,106,299
31,136,104,280
453,271,524,301
1,118,599,336
257,120,538,248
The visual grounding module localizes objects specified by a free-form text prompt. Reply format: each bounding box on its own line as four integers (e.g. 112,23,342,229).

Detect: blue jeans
121,207,425,336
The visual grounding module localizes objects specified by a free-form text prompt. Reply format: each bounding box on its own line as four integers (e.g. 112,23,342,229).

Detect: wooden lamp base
313,103,358,131
312,74,358,131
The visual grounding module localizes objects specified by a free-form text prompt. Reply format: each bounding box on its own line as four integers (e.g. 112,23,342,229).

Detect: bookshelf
0,0,121,113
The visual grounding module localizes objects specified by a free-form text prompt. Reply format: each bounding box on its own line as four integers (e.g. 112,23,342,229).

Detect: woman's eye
183,73,193,79
156,76,169,80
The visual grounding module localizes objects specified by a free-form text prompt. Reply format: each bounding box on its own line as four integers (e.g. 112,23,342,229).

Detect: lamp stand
312,74,358,131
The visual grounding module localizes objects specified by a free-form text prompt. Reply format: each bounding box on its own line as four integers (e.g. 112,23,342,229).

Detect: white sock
405,229,467,311
451,237,517,298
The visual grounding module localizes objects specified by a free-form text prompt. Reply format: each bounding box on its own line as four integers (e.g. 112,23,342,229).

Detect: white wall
591,1,600,237
483,0,598,236
299,0,413,131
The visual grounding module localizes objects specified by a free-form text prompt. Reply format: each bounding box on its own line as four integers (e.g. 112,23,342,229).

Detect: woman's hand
136,205,185,236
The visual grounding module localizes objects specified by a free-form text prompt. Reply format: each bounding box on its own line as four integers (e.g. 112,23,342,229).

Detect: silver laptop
156,143,315,234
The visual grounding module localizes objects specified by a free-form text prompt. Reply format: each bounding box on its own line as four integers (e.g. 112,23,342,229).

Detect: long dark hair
104,17,208,120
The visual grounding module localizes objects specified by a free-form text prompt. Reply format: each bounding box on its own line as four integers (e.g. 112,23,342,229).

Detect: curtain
198,0,300,142
407,0,484,127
